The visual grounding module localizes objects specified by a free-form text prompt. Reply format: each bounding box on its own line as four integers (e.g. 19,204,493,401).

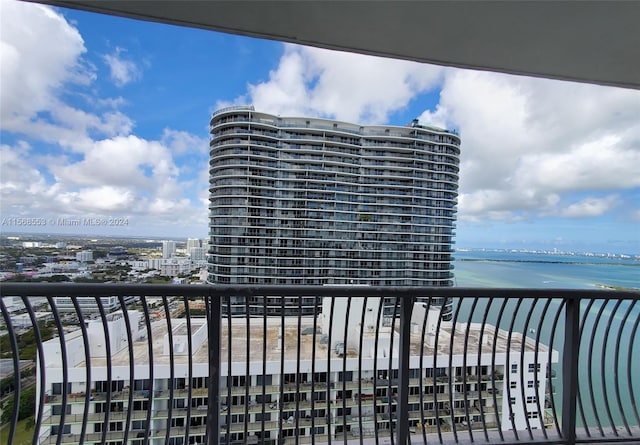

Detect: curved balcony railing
0,284,638,445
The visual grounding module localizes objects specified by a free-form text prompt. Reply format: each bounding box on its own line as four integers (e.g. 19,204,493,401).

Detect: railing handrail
1,282,638,299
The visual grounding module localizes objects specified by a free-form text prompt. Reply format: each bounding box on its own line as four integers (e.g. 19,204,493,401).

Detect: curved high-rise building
208,106,460,316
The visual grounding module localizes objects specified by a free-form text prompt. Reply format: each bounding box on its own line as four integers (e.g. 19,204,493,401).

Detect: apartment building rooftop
64,314,547,370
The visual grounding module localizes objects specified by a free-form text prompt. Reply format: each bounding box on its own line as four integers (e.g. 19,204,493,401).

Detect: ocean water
450,250,640,430
453,250,639,290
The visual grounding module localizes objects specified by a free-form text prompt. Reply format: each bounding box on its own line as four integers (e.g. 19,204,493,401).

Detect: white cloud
57,186,135,213
517,135,640,192
220,44,443,124
418,70,640,222
459,189,560,222
161,129,208,156
50,135,177,190
0,142,60,213
0,0,132,148
102,47,142,87
2,133,207,233
559,195,620,218
148,197,192,215
0,1,93,127
0,2,207,235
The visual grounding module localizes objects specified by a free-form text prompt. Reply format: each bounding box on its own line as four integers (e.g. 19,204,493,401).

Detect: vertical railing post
397,295,415,445
0,298,19,445
562,296,580,444
207,291,221,445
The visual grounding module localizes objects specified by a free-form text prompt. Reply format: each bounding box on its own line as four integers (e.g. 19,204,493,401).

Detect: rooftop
75,315,547,369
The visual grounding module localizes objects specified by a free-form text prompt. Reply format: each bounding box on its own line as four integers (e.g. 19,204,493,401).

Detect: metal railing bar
490,297,508,442
602,300,623,437
310,296,318,445
261,296,268,444
21,296,46,445
70,297,91,444
477,297,493,442
327,297,335,445
2,282,638,300
433,298,446,444
47,296,66,445
388,298,399,445
586,299,607,436
448,295,463,442
278,295,285,445
625,300,640,431
341,296,351,444
575,437,640,444
563,296,581,443
0,297,19,445
95,297,111,444
295,295,302,445
397,294,414,445
140,296,154,445
533,298,554,440
118,295,134,445
418,296,431,445
244,297,251,444
372,296,384,445
163,295,175,445
462,296,479,442
614,300,636,436
520,298,538,439
184,297,195,443
206,290,221,445
226,295,232,445
506,298,524,440
547,299,565,437
357,296,367,445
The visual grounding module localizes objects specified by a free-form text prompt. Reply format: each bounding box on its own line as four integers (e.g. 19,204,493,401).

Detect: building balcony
1,283,638,445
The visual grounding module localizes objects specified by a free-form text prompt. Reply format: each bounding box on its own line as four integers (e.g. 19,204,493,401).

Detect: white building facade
189,247,207,262
186,238,202,251
162,241,177,259
37,298,557,445
52,296,136,313
76,251,93,263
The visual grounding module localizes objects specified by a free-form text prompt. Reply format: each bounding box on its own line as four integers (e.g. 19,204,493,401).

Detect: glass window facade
208,106,460,316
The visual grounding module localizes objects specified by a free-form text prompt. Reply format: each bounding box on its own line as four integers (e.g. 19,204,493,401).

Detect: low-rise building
189,247,207,263
11,311,53,329
76,251,93,263
36,298,557,444
159,258,192,277
52,296,136,313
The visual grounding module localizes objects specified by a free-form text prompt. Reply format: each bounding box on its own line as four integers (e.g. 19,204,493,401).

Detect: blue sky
1,0,639,254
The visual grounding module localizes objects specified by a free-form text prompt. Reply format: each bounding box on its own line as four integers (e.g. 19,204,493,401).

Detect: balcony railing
1,284,639,445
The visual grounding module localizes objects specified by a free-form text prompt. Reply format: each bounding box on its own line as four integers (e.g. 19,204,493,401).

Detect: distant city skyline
2,231,637,258
1,1,639,255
